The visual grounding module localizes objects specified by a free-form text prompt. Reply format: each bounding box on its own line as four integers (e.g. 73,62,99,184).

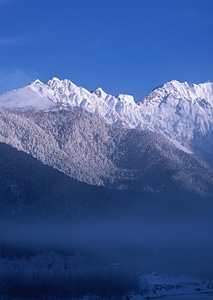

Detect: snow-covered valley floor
69,273,213,300
54,273,213,300
136,272,213,300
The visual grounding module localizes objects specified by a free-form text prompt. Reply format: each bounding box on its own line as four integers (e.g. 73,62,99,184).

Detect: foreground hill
0,107,213,197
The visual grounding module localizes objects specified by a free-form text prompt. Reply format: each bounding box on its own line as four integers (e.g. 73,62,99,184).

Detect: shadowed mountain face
0,140,213,228
0,107,213,195
0,107,213,221
0,141,137,220
1,141,213,283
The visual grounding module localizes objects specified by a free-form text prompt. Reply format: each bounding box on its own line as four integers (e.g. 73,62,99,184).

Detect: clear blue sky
0,0,213,100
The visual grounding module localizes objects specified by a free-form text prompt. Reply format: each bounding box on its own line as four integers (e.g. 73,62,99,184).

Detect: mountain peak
117,94,135,104
163,79,182,87
92,87,107,98
154,80,189,93
32,79,43,85
1,77,213,163
48,77,61,83
142,80,213,104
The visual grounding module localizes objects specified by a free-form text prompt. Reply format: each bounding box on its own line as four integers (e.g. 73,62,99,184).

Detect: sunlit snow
0,77,213,162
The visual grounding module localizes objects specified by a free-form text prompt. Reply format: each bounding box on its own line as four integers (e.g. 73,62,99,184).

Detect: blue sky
0,0,213,100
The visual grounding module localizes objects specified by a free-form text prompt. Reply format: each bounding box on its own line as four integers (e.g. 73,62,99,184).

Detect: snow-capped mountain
0,77,144,129
138,80,213,162
1,77,213,197
1,77,213,164
1,78,213,300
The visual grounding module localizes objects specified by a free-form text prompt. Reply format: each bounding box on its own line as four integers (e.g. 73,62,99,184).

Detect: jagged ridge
0,78,213,163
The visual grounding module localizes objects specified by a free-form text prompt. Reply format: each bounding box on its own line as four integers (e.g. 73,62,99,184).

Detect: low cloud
1,217,213,278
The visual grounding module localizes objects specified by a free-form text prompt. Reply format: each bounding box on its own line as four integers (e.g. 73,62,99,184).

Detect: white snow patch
0,78,213,161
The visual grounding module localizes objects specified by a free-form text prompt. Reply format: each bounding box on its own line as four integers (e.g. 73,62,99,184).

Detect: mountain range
0,77,213,217
1,77,213,300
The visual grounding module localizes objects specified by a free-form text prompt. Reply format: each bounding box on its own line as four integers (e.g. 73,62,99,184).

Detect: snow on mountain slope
45,77,146,129
0,78,213,163
0,107,213,199
0,79,59,110
0,77,148,129
138,80,213,162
